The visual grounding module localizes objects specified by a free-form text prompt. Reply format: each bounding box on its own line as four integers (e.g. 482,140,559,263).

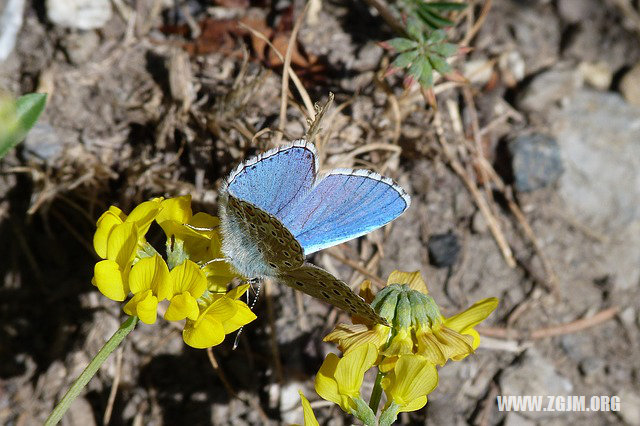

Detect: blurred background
0,0,639,424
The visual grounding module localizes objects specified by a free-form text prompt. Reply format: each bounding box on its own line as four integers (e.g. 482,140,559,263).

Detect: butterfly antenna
233,278,262,350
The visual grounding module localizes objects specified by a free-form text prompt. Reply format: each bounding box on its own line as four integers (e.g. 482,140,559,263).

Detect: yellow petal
169,260,207,298
93,210,125,258
382,328,414,357
383,355,438,410
433,326,474,361
190,212,220,239
129,254,170,299
125,200,162,236
157,195,192,225
106,222,138,267
315,353,351,412
334,343,378,397
444,298,499,333
324,323,389,354
299,391,320,426
94,260,128,301
226,283,250,300
386,270,428,294
415,328,447,366
123,290,158,324
182,313,225,349
222,300,257,334
165,293,200,321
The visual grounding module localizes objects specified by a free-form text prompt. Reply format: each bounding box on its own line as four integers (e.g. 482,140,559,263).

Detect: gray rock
22,122,68,162
509,133,563,192
618,389,640,426
518,66,583,112
500,348,573,419
620,62,640,107
61,31,100,64
427,232,460,268
552,90,640,230
46,0,112,30
557,0,599,23
0,0,25,61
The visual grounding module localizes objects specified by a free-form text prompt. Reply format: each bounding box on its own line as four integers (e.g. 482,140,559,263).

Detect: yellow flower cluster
91,196,256,348
302,270,498,425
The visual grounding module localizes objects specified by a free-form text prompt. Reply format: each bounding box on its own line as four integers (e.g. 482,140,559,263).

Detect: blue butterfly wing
279,170,410,255
225,140,317,220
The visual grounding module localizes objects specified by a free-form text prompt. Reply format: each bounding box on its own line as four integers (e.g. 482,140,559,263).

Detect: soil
0,0,638,425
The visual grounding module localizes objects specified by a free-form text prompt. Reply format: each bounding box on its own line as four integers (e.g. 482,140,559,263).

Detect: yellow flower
324,270,499,369
92,200,163,301
314,343,378,413
297,391,319,426
182,284,257,349
381,355,438,414
156,195,238,291
123,254,170,324
164,260,208,321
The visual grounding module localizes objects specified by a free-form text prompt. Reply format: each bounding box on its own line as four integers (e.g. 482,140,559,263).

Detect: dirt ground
1,0,639,425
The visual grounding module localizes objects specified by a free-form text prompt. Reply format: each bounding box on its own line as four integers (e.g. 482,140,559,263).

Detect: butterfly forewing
277,263,388,325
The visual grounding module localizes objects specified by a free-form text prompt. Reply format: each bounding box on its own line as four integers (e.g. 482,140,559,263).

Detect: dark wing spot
332,289,341,296
345,298,354,305
295,281,304,287
282,251,291,258
284,261,292,267
318,281,327,288
321,291,330,299
259,225,267,232
271,230,277,237
277,238,285,244
268,262,277,268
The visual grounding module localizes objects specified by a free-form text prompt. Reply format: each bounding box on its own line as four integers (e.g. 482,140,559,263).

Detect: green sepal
351,397,377,426
379,401,401,426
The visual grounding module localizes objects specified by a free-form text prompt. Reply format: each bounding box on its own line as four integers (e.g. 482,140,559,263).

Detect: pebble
22,122,65,162
619,62,640,107
577,61,612,90
61,31,100,64
517,66,583,112
557,0,599,23
471,210,488,234
619,389,640,425
427,232,460,268
463,58,494,86
498,50,525,86
508,133,563,192
0,0,25,61
46,0,112,30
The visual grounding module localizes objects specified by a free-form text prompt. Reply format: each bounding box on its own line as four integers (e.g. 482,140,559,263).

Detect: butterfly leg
184,223,219,232
199,257,228,267
233,277,262,350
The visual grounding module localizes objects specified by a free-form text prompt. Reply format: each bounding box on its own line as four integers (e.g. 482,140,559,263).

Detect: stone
498,50,525,86
557,0,599,23
509,133,563,192
427,232,460,268
578,61,612,90
517,66,583,112
0,0,25,61
500,348,573,419
618,389,640,425
552,90,640,230
61,31,100,64
620,62,640,107
46,0,112,30
463,58,494,86
22,122,65,162
471,210,488,234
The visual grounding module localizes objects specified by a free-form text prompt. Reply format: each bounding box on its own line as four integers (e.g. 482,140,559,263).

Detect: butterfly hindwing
220,194,304,278
280,170,410,255
277,263,388,325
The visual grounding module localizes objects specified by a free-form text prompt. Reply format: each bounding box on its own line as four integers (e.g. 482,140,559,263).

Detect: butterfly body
218,140,410,324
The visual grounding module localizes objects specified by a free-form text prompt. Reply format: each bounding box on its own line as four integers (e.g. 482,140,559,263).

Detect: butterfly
218,140,410,324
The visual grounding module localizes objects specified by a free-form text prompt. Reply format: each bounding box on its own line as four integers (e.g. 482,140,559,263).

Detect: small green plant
380,1,467,89
0,92,47,159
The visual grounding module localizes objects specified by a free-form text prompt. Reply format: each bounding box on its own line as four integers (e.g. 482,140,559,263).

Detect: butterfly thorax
218,191,305,278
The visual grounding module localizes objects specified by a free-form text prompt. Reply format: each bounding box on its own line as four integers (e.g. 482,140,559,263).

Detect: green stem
369,369,385,413
45,316,139,426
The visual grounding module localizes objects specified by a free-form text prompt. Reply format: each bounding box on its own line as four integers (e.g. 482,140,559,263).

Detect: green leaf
392,50,421,69
432,42,458,57
419,58,434,87
0,93,47,159
417,5,454,28
426,2,468,11
429,54,452,74
386,37,419,52
406,17,426,41
407,58,425,82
